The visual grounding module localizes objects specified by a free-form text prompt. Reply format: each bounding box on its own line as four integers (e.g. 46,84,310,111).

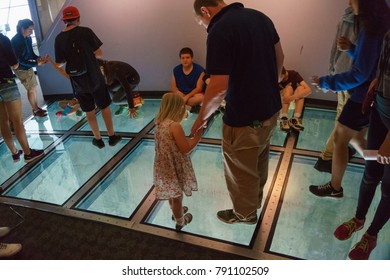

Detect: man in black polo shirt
191,0,284,224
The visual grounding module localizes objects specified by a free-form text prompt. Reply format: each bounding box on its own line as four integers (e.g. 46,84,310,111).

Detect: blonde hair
155,92,186,123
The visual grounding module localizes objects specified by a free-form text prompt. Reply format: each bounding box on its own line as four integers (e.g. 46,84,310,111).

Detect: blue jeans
355,94,390,236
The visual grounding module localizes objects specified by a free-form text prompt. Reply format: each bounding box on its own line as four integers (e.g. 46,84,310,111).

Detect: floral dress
154,120,198,199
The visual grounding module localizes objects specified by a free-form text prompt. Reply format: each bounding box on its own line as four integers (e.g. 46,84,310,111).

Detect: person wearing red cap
53,6,121,149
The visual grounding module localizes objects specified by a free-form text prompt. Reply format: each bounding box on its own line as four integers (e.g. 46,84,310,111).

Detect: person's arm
170,122,202,153
191,74,229,136
275,41,285,82
184,71,205,99
171,74,185,96
47,56,69,79
94,48,103,59
115,71,138,118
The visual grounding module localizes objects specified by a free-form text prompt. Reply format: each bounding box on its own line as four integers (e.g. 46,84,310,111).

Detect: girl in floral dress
154,92,203,230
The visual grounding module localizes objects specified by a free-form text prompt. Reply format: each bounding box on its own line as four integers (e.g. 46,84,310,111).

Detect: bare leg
294,98,305,116
100,106,115,136
169,196,184,220
0,102,18,154
27,86,39,112
85,110,101,140
349,127,367,157
331,123,358,191
5,99,30,154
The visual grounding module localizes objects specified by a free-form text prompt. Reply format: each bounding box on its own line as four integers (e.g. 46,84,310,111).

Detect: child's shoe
108,134,122,146
175,213,193,231
171,206,189,221
92,138,105,149
24,149,44,163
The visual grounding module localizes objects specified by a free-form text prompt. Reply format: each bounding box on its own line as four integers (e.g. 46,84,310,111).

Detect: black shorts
71,75,111,112
338,99,370,131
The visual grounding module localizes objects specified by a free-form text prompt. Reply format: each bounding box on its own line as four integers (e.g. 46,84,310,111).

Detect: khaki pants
14,68,38,91
222,113,278,218
321,90,350,160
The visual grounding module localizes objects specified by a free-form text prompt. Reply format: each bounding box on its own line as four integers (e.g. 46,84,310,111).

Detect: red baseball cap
62,6,80,20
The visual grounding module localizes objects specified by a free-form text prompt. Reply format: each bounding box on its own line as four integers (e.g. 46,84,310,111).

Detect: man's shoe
289,117,304,131
108,135,122,146
334,217,365,240
32,108,47,117
314,158,332,173
12,150,23,162
217,209,257,224
309,181,343,198
24,149,44,163
279,116,290,132
175,213,193,231
348,233,377,260
92,138,105,149
0,227,11,238
0,243,22,257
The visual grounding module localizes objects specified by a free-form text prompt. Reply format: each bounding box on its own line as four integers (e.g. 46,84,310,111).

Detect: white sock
294,113,301,118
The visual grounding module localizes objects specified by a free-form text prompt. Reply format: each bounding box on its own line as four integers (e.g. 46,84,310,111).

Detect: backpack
65,29,87,77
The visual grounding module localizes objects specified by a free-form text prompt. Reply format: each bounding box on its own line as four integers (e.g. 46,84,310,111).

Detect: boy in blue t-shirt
171,47,204,111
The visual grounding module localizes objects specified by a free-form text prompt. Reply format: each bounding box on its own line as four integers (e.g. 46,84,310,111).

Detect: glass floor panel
269,155,390,260
182,110,288,146
24,101,86,132
1,98,389,260
78,99,161,133
3,135,128,205
145,144,281,246
0,134,57,185
76,140,154,218
296,108,336,151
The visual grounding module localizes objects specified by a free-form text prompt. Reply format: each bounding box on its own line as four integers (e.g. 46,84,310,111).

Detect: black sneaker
314,158,332,173
12,150,23,162
92,138,105,149
108,135,122,146
309,181,343,198
24,149,44,163
217,209,257,224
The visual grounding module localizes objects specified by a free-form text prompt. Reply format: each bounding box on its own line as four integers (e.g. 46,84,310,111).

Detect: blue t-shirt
173,63,204,94
206,3,281,127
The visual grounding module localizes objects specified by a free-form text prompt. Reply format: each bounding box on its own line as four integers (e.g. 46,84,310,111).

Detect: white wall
38,0,348,102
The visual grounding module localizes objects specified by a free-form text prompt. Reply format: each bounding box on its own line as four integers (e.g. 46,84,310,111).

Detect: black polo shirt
206,3,282,127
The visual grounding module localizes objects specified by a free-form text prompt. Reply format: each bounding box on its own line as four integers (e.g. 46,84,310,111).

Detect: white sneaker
0,227,11,238
0,243,22,257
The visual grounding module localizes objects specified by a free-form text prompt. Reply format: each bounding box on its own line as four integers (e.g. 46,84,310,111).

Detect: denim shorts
338,99,370,131
0,83,20,102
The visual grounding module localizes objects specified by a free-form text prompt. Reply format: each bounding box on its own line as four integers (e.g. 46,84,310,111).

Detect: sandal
175,213,193,231
171,206,188,221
